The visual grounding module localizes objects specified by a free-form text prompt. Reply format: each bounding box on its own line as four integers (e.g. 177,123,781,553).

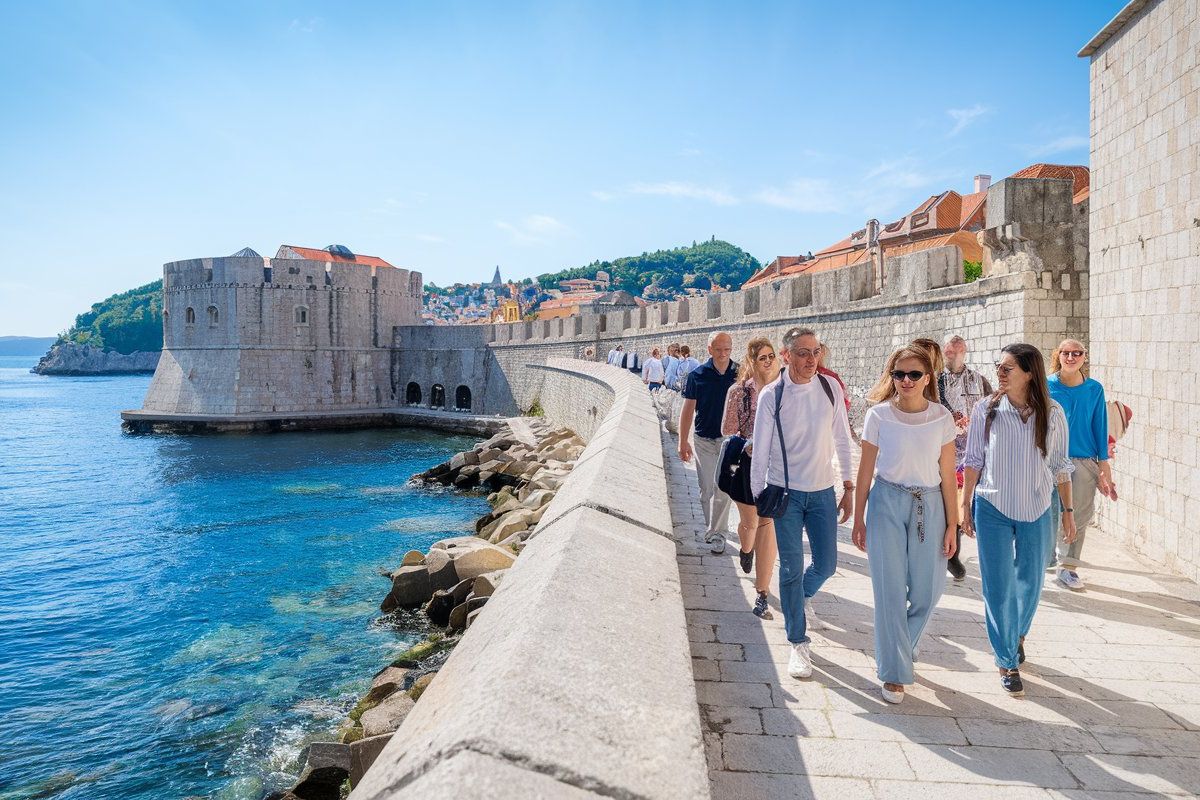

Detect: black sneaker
752,592,773,620
1018,640,1026,665
1001,669,1025,697
739,549,754,574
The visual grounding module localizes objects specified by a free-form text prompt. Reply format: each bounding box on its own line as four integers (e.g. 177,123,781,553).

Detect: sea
0,355,489,800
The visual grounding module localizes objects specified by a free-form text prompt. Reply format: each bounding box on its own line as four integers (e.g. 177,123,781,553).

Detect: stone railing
351,358,709,799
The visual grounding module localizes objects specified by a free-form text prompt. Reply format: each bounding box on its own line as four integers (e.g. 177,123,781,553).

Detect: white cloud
627,181,739,206
753,179,841,213
946,104,990,137
495,214,570,245
1030,134,1089,156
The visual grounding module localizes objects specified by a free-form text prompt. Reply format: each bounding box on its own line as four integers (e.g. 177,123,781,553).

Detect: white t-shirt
862,401,956,488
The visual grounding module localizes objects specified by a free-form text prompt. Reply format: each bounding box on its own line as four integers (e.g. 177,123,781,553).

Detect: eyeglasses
755,353,776,363
1059,350,1086,359
890,370,925,382
994,363,1018,376
790,347,822,360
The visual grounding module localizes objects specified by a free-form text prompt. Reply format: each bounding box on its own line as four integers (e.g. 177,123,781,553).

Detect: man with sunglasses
940,334,993,581
750,327,854,679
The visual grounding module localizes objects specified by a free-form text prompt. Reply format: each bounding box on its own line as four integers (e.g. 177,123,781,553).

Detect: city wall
1084,0,1200,582
352,359,708,800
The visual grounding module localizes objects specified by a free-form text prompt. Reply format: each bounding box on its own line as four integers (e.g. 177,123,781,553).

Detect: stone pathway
662,424,1200,799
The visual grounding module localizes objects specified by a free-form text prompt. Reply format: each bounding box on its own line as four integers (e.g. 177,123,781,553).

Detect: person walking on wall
673,345,700,391
852,345,959,704
960,343,1075,697
606,344,623,366
721,336,780,620
642,347,666,391
662,342,681,389
751,327,855,679
1047,339,1114,590
679,332,739,554
940,334,994,582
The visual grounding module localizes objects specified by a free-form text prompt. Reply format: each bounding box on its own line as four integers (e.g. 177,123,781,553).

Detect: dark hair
986,343,1052,456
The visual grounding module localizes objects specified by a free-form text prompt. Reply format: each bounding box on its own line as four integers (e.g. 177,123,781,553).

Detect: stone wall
1084,0,1200,581
351,359,707,800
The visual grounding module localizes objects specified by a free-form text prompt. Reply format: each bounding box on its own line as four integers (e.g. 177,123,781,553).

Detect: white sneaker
787,642,813,679
805,599,829,631
705,530,726,555
881,684,904,704
1057,568,1085,590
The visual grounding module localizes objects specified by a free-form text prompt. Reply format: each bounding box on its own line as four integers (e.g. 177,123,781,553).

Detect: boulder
431,536,477,551
409,672,436,701
487,508,536,542
452,471,477,490
497,529,532,548
292,742,350,800
477,447,504,463
523,489,556,508
399,550,424,567
448,452,467,472
465,606,486,630
424,548,459,591
492,497,524,517
442,539,517,580
449,576,475,606
448,595,489,632
370,665,409,691
474,510,499,534
424,590,456,627
471,571,505,598
381,565,432,612
360,690,415,737
348,733,393,788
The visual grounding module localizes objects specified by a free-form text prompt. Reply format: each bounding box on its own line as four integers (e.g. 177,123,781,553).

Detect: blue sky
0,0,1119,336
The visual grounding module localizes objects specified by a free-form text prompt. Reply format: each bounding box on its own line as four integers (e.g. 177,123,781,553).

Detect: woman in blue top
1047,339,1115,591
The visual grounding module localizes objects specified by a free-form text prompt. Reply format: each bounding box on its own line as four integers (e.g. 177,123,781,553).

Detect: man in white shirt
751,327,854,680
641,347,666,390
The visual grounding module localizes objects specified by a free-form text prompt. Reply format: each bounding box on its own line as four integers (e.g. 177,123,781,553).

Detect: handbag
755,380,790,519
716,383,752,497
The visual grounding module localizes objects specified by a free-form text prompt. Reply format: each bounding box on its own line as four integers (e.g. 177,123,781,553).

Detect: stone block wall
1085,0,1200,581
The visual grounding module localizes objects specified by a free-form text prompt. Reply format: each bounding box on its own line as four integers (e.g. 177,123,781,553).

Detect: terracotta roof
537,293,601,310
958,191,987,228
882,230,983,265
1008,164,1090,201
278,245,395,269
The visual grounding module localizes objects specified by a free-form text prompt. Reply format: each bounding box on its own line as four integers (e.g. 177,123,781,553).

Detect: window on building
207,305,219,326
185,307,195,325
294,305,309,325
405,382,421,405
455,385,472,411
430,384,445,409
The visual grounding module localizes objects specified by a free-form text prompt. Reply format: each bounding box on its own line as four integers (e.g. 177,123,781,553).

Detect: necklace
1009,397,1034,423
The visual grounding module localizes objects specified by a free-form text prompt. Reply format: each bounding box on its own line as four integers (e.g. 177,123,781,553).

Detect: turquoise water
0,356,487,799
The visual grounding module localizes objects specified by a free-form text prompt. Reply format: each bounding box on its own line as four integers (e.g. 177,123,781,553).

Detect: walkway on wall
662,424,1200,798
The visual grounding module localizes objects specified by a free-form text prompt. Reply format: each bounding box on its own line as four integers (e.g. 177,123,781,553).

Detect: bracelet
1062,507,1074,513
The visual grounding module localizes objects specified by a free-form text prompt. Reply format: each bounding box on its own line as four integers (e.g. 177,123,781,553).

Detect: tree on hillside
61,280,163,354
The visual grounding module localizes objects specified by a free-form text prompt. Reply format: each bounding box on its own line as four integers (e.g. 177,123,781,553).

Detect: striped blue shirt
964,396,1074,522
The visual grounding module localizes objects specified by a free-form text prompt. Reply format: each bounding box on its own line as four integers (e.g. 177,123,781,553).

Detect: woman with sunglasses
721,337,780,619
1047,340,1113,590
852,345,958,704
961,344,1076,696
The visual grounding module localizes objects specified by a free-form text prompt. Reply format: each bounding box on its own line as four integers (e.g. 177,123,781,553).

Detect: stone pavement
662,424,1200,799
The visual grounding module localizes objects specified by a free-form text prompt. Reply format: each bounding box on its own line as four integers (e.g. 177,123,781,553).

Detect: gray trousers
693,435,732,535
1050,457,1101,569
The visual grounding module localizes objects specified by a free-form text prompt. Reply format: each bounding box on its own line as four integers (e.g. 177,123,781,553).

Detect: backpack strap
817,373,835,407
773,379,789,490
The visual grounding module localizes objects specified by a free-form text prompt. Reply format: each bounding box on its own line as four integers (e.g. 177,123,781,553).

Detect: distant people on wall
606,344,624,366
642,347,666,391
720,336,780,620
661,342,681,389
679,332,739,554
939,334,994,582
960,343,1075,697
673,345,700,392
626,349,641,375
852,344,958,704
1047,339,1115,591
750,327,854,681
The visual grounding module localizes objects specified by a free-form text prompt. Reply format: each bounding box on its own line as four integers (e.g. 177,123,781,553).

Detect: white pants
693,435,732,535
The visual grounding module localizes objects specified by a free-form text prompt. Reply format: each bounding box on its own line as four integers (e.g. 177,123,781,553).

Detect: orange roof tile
280,245,395,269
958,191,987,227
1008,164,1090,202
882,230,983,264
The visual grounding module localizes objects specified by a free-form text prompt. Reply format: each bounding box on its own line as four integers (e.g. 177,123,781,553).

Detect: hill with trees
60,280,163,354
536,238,761,301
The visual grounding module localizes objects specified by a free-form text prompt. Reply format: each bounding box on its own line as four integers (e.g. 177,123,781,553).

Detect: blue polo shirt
683,358,739,439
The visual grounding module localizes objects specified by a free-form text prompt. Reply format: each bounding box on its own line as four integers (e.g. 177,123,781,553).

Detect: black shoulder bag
755,380,790,519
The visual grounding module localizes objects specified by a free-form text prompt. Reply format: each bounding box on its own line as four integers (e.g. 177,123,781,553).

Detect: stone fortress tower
133,244,422,421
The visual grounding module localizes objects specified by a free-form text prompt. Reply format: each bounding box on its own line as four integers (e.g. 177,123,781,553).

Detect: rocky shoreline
32,342,160,375
274,418,584,799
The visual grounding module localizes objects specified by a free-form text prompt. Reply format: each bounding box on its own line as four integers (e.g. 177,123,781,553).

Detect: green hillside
537,238,761,300
61,280,163,354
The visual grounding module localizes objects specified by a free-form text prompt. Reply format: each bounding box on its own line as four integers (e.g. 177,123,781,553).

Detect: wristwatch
1062,506,1074,513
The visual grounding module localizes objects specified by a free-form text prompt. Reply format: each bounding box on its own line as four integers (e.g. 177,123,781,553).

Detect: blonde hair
867,345,939,404
1050,339,1089,378
910,337,945,374
737,337,775,382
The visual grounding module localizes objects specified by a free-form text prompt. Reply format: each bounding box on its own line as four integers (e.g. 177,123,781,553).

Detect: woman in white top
642,347,666,390
852,345,959,704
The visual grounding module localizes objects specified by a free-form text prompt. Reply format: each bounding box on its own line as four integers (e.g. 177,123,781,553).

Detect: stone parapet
351,360,708,800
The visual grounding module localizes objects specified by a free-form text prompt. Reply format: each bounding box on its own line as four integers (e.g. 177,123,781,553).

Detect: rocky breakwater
276,420,585,799
32,342,160,375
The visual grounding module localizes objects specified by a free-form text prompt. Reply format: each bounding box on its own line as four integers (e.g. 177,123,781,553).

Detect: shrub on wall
964,260,983,282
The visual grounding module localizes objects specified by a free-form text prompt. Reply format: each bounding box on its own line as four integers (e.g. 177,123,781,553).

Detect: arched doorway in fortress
430,384,445,409
454,385,471,411
405,382,421,405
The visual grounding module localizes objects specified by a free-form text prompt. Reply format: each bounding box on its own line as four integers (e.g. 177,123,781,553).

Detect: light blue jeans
774,487,838,644
975,496,1052,670
866,479,947,684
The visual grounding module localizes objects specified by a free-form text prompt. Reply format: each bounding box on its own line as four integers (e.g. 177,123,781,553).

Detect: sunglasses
994,363,1019,376
1059,350,1086,359
890,370,925,382
755,352,777,363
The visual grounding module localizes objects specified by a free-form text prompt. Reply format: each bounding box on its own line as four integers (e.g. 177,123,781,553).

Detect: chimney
974,174,992,193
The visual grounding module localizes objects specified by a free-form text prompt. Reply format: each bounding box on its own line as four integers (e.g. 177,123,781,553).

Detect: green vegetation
60,280,163,353
963,260,983,283
537,238,761,299
389,633,452,667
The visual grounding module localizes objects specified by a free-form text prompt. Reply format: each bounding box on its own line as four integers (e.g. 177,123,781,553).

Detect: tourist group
607,330,1128,702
